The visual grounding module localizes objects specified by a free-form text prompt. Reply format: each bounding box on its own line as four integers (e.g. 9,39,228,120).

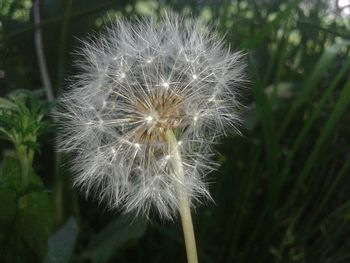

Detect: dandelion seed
145,115,153,123
134,143,141,149
57,13,245,220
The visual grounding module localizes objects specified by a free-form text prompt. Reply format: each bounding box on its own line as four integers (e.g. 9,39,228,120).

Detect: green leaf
278,43,339,138
45,217,79,263
0,153,53,262
0,97,18,110
249,56,278,179
0,152,22,190
20,190,54,260
83,216,147,263
0,155,18,258
276,58,350,191
22,141,40,151
300,77,350,181
0,90,51,149
285,77,350,208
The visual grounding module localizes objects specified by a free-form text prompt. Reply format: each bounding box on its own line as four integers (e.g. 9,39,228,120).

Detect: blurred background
0,0,350,262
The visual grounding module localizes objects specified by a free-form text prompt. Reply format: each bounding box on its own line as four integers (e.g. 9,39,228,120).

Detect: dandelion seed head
57,13,246,219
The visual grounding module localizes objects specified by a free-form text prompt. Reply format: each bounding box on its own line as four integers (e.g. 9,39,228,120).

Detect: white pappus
57,13,246,219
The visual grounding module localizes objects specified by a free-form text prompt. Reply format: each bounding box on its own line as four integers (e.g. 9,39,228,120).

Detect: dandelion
57,13,245,263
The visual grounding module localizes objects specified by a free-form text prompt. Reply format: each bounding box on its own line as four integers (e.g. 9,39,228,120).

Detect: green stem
11,144,32,262
165,130,199,263
28,149,34,168
17,145,29,190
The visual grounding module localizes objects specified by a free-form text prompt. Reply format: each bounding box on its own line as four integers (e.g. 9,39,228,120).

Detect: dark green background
1,0,350,262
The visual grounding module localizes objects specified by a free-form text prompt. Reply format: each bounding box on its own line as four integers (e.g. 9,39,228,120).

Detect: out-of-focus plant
0,90,53,263
0,90,50,189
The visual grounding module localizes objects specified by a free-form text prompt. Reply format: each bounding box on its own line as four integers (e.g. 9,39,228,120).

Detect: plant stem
165,130,199,263
33,0,54,101
17,145,29,189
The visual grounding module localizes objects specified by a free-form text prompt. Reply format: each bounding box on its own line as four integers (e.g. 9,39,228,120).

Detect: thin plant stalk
166,130,198,263
33,0,54,102
33,0,77,226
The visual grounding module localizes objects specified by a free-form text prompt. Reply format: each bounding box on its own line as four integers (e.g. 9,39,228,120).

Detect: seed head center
133,92,186,143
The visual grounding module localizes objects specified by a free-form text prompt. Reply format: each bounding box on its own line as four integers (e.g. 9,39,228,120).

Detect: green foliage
0,0,350,263
0,90,53,262
0,89,51,149
0,153,53,263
